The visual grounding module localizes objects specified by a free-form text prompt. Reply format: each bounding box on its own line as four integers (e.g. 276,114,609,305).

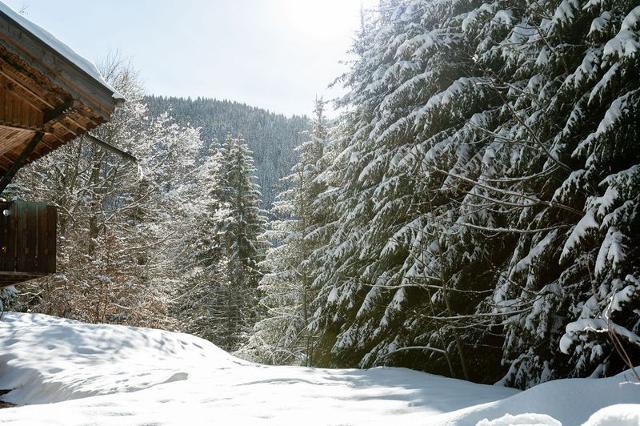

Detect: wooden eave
0,8,121,176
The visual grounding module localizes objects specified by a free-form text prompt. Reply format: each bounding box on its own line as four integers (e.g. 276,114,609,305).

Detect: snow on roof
0,1,124,101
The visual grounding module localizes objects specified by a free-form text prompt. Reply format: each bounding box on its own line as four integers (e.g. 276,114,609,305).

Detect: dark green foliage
300,0,640,389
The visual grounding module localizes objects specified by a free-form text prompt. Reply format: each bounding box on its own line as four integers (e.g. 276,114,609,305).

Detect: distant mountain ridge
145,95,310,207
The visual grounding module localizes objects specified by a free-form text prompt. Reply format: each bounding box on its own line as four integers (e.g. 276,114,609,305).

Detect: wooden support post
0,131,43,194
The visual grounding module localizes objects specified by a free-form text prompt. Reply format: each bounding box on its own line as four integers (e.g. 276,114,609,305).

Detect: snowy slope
0,313,637,425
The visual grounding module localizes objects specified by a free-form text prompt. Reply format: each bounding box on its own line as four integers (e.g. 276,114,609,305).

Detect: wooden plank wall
0,200,56,286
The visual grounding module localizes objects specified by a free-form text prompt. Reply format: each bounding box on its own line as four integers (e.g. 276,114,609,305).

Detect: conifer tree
240,99,327,365
217,136,267,351
303,0,640,388
171,143,230,342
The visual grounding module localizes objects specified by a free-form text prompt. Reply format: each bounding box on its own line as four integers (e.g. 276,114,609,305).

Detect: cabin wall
0,200,56,286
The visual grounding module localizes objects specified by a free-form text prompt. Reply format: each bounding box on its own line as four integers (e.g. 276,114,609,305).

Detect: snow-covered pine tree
0,286,16,313
307,0,640,389
188,143,228,271
494,0,640,386
170,143,232,342
216,136,267,351
556,0,640,382
308,0,507,381
240,99,328,365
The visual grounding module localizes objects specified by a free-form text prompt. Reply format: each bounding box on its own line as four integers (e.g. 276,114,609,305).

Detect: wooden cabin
0,3,122,286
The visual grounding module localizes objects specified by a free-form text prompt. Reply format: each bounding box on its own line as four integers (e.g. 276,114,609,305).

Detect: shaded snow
560,211,598,261
0,313,638,425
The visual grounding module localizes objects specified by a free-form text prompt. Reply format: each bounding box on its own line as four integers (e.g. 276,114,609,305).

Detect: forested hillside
249,0,640,389
145,96,309,206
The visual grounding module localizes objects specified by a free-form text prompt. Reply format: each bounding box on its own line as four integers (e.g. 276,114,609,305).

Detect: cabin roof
0,1,122,177
0,2,123,101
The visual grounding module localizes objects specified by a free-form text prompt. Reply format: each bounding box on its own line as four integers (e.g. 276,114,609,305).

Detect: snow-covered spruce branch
430,167,582,216
478,71,573,173
455,220,570,235
480,167,558,184
422,309,534,321
383,345,447,355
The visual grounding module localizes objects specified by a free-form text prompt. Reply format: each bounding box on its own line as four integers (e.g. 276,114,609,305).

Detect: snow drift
0,313,637,425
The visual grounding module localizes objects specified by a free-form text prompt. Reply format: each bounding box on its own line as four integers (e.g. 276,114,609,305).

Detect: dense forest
145,96,309,206
245,0,640,388
2,0,639,392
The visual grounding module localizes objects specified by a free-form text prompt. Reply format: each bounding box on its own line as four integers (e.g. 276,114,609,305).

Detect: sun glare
278,0,369,41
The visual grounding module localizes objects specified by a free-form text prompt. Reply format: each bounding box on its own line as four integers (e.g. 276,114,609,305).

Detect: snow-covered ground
0,313,637,425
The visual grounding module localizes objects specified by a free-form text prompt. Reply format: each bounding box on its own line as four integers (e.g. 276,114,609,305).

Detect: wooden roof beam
0,131,42,193
0,59,57,109
0,21,118,118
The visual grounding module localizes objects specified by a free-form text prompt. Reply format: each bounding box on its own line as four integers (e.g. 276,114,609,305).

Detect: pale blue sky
3,0,373,116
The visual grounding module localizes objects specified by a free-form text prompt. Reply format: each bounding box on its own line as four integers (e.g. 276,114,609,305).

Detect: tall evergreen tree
171,143,231,342
173,136,266,351
217,136,267,351
303,0,640,389
240,99,328,365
